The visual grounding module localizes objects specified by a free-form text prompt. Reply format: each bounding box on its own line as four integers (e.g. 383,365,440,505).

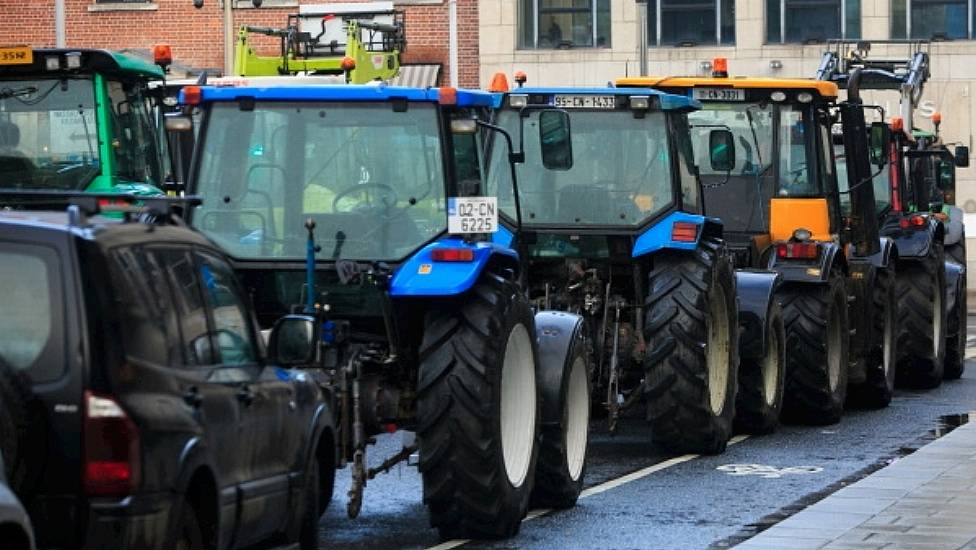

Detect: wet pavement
313,318,976,549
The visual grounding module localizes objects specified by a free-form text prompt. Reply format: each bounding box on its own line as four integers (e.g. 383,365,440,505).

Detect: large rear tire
417,272,540,540
778,270,849,425
734,302,785,435
850,266,897,408
643,237,738,455
944,265,967,380
531,339,589,509
896,241,947,389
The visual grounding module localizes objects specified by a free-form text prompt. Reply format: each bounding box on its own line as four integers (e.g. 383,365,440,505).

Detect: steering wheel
332,183,399,213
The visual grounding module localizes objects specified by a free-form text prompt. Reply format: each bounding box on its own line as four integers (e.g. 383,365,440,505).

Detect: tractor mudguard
632,211,723,259
767,241,847,283
389,238,519,297
735,270,782,360
945,260,966,324
534,311,586,428
882,218,943,260
859,237,897,269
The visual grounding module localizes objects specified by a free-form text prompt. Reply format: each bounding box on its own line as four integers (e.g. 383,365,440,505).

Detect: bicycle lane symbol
716,464,824,479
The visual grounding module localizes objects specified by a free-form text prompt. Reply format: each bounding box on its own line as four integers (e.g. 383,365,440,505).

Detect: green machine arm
233,17,403,84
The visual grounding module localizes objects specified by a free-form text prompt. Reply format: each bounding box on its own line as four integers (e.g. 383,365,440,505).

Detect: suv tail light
83,391,141,496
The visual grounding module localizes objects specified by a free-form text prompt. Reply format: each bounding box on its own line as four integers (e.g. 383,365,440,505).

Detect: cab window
777,106,815,196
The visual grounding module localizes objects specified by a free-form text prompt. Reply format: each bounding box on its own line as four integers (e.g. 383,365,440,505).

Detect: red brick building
0,0,480,87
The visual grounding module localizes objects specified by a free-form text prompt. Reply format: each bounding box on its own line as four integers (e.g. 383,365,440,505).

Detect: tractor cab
618,73,851,269
0,47,168,196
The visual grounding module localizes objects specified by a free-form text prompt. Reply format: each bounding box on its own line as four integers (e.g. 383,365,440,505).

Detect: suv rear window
0,242,65,382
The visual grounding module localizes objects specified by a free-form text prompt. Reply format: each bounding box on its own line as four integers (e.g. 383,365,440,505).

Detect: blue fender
631,211,722,259
945,260,966,324
389,237,519,297
735,270,782,360
534,311,587,428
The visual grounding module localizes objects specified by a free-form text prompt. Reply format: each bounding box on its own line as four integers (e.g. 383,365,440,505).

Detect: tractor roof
188,84,494,107
498,87,700,111
617,76,838,98
0,48,164,80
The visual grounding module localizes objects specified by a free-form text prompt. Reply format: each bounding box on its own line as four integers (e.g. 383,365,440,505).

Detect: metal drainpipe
636,0,648,76
449,0,459,86
224,0,235,76
56,0,66,47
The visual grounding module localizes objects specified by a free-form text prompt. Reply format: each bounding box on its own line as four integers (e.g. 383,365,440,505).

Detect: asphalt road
314,319,976,550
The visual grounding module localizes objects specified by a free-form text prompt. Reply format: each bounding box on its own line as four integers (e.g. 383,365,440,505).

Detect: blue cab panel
390,237,519,297
184,84,494,107
491,225,515,248
632,211,716,258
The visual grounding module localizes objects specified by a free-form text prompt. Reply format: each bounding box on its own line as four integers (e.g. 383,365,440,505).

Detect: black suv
0,196,335,549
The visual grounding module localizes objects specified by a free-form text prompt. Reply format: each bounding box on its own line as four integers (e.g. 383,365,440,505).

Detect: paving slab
735,421,976,549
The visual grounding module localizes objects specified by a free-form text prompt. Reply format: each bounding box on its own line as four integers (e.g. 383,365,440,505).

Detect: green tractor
0,47,170,197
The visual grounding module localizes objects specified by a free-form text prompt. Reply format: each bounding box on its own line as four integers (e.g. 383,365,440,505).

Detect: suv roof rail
0,190,202,227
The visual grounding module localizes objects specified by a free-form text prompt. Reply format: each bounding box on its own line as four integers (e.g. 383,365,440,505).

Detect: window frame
893,0,973,39
768,0,859,43
519,0,611,49
649,0,734,46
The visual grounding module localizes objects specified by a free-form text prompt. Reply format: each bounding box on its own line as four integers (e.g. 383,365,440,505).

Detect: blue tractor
483,81,786,454
171,83,590,540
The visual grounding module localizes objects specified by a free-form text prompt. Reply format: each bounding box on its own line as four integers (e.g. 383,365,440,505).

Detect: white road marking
716,464,823,478
424,435,750,549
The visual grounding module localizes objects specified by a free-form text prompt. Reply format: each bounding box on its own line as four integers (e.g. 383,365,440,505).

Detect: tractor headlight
770,91,787,102
509,94,528,108
797,91,814,103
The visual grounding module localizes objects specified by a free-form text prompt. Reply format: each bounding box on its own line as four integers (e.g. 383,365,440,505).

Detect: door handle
183,386,203,408
236,385,254,406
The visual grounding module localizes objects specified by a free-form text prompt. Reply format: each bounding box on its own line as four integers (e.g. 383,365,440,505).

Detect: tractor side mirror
954,145,969,168
869,122,889,168
539,109,573,170
268,315,319,367
708,129,735,172
938,161,956,191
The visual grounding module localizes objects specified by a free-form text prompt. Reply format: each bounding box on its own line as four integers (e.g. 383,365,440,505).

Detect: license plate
554,95,616,109
448,197,498,234
0,46,32,66
693,88,745,102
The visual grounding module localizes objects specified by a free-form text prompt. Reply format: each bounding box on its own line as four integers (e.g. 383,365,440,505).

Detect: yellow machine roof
617,76,838,98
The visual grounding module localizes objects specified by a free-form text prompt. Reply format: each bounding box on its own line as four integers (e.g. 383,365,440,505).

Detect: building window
648,0,735,46
519,0,611,49
891,0,971,39
767,0,860,43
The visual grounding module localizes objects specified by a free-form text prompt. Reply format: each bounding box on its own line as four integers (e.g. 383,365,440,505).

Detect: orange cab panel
768,198,831,242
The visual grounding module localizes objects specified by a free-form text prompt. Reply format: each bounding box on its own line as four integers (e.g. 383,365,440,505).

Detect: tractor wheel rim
501,323,536,488
565,355,589,481
707,283,731,415
827,298,843,392
763,327,781,407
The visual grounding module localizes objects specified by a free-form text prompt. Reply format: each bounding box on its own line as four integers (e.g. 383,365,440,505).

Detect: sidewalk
734,420,976,549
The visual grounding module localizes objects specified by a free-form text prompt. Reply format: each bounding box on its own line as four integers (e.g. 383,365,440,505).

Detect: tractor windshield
486,109,689,226
0,77,99,190
835,144,891,215
192,101,447,261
